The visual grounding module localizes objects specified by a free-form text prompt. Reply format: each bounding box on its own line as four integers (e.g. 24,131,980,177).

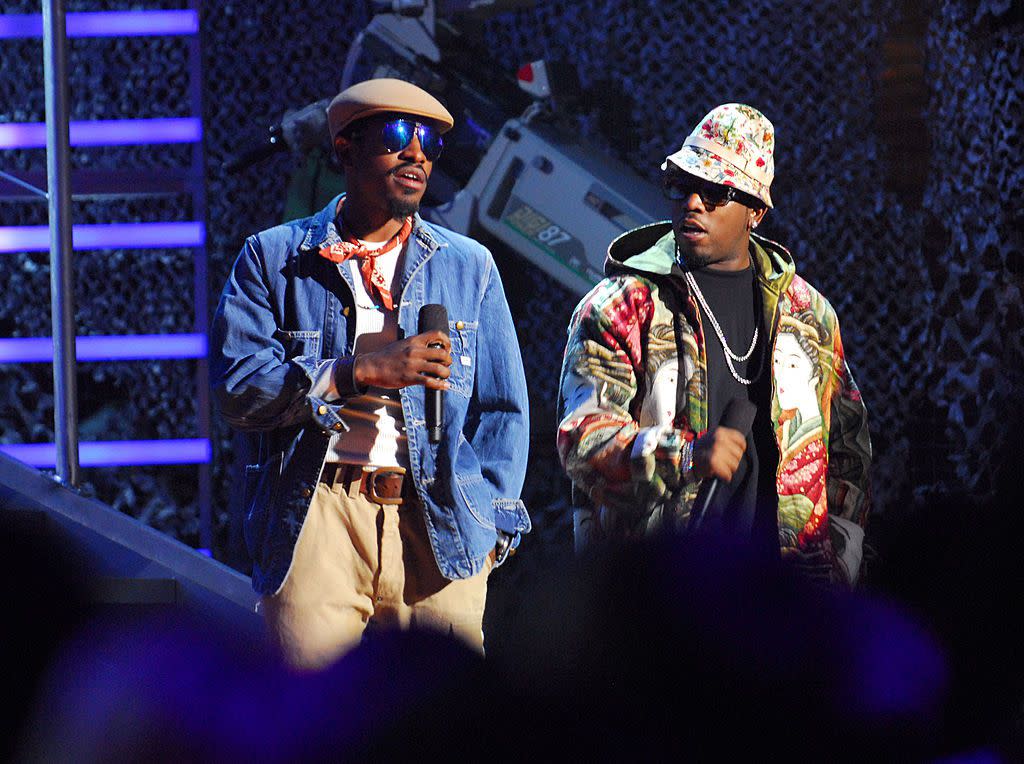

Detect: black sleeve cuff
332,356,366,397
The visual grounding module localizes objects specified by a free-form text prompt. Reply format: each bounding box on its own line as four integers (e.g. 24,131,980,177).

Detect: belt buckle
494,531,516,566
366,467,406,505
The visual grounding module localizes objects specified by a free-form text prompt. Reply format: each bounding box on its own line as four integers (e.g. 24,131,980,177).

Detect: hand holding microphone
417,304,448,443
687,397,757,533
351,305,451,420
348,303,450,442
692,423,748,481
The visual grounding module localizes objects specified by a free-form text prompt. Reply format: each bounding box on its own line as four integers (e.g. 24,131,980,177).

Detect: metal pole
188,0,214,552
42,0,80,487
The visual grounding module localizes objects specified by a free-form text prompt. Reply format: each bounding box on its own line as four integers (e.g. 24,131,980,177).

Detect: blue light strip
0,334,207,363
0,118,203,149
0,439,212,467
0,222,205,252
0,11,199,39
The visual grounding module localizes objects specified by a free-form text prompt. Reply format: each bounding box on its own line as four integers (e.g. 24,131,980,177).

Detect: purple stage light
0,334,207,363
0,439,212,467
0,118,202,149
0,222,205,252
0,11,199,39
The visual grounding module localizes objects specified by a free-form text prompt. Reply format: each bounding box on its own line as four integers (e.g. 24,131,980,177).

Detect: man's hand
352,331,452,390
692,426,747,481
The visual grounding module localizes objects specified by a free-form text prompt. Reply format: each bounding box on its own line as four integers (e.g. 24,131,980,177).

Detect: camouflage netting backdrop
1,1,1021,604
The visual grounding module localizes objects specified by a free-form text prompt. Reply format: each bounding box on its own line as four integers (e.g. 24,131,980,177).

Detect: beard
679,252,713,270
388,198,420,221
674,239,713,271
387,192,420,221
386,165,424,220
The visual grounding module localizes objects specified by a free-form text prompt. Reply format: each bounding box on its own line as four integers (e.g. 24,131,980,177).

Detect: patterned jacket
557,222,872,583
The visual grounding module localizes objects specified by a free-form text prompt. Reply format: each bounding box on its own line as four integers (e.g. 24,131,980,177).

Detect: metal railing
1,2,212,548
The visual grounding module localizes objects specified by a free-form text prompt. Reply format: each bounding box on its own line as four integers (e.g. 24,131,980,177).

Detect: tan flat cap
327,78,455,141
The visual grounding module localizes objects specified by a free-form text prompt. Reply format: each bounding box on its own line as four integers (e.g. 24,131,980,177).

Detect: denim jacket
211,195,531,594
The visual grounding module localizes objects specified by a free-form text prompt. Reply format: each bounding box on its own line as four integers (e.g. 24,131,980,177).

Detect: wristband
332,356,365,397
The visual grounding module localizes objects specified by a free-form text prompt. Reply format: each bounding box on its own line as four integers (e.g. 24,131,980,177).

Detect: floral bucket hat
661,103,775,208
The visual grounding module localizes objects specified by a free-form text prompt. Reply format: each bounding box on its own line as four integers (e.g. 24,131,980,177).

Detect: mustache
388,162,423,176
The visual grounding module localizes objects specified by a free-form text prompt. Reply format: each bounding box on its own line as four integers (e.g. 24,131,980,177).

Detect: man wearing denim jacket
212,79,530,669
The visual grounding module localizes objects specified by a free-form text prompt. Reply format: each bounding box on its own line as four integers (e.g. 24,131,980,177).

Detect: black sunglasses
353,118,444,162
661,173,738,209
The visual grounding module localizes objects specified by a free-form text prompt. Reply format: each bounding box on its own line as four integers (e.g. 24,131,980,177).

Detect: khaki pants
260,473,494,670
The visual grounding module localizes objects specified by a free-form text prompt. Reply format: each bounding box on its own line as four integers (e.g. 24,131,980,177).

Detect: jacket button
333,422,343,431
455,320,465,330
318,405,327,415
343,307,350,316
301,487,312,498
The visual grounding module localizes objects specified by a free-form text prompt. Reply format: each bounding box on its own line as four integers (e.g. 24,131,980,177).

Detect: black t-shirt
689,266,778,551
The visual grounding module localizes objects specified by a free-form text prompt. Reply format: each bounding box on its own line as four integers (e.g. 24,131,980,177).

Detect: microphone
687,397,758,533
418,304,448,444
224,97,332,173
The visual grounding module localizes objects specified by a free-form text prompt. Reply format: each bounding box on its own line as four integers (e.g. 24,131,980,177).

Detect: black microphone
418,304,448,444
687,397,758,533
224,98,332,173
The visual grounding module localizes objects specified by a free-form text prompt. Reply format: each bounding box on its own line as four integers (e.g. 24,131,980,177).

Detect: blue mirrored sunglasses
372,118,444,162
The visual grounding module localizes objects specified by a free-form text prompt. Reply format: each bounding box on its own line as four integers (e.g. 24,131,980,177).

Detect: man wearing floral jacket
557,104,871,584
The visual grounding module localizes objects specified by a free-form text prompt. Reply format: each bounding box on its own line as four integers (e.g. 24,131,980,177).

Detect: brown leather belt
321,464,407,505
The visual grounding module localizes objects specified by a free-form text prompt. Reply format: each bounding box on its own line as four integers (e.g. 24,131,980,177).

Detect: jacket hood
604,220,795,295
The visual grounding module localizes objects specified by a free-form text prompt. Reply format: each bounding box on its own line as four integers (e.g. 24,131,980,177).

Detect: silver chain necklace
683,268,761,386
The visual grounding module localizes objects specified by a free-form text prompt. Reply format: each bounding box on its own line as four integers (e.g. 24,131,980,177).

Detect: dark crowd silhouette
5,442,1023,762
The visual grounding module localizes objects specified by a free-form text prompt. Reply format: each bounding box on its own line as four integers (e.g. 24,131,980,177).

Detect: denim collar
299,193,440,254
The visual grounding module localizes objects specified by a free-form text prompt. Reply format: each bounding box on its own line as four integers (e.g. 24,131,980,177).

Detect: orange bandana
319,216,413,311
